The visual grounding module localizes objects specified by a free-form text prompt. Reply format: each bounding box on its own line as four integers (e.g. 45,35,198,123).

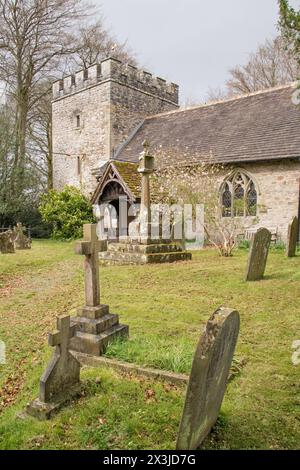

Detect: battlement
52,57,179,104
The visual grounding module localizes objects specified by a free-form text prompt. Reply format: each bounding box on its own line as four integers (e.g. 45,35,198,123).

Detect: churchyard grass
0,240,300,449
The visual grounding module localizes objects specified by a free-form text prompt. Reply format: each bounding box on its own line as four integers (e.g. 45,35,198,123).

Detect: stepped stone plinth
99,239,192,266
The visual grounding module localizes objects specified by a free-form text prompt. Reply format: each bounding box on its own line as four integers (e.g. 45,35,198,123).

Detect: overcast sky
97,0,299,103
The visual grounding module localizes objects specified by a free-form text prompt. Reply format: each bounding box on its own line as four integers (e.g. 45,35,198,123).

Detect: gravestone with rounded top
245,228,271,281
286,216,298,258
176,307,240,450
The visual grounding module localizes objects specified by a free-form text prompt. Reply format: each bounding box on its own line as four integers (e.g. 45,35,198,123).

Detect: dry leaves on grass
0,275,25,298
0,371,25,412
144,388,156,403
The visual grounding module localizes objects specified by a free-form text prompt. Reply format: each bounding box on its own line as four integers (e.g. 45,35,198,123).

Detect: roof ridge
145,82,298,120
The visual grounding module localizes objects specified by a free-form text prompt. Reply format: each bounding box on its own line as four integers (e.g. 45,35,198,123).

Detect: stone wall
218,160,300,242
52,58,179,197
52,81,111,197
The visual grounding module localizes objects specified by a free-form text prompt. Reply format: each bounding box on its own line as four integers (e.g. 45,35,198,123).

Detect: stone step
99,251,147,265
70,324,129,356
146,252,192,264
99,250,192,266
107,242,183,254
77,304,109,319
118,235,173,245
71,313,119,335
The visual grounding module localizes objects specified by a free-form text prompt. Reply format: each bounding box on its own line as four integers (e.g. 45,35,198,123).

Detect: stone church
52,57,300,242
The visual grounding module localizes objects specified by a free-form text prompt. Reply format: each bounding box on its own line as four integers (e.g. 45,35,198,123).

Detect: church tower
52,58,179,197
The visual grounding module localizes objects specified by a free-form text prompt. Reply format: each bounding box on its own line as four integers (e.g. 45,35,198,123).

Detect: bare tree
226,36,299,95
152,149,245,257
70,20,137,70
27,81,53,189
0,0,88,189
204,87,234,104
0,1,138,226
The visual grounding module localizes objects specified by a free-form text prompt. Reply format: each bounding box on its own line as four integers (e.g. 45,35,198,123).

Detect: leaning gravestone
13,223,31,250
176,307,240,450
26,315,81,420
245,228,271,281
0,230,15,254
286,216,298,258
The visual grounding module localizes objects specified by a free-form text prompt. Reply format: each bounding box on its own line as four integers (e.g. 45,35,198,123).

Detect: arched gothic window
221,171,257,217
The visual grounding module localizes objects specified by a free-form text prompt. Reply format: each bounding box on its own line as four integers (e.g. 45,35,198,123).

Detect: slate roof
113,161,141,198
91,160,141,203
115,83,300,165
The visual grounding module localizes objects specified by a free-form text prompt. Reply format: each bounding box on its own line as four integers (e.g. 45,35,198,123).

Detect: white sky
97,0,299,103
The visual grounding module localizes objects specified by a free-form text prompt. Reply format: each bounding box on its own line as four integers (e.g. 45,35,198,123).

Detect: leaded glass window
221,171,257,218
222,183,232,217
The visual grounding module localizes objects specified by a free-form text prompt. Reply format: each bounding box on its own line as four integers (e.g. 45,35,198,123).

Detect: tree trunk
47,117,53,190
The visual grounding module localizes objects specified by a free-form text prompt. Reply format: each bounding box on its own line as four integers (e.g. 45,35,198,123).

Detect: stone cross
26,315,81,420
70,223,128,356
13,223,31,250
245,227,271,281
75,224,105,307
176,307,240,450
138,141,155,239
286,216,298,258
48,316,77,361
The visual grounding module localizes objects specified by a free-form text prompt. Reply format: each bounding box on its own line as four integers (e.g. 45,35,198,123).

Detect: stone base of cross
70,224,129,356
25,315,81,420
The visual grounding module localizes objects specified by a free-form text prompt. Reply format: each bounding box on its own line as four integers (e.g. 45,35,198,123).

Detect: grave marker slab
245,227,271,281
286,216,298,258
26,315,81,420
176,307,240,450
0,230,15,254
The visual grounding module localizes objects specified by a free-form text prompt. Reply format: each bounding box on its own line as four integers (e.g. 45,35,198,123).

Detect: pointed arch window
221,171,257,217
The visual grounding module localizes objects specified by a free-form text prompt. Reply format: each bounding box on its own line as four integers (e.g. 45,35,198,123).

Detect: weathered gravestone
286,216,298,258
70,224,129,356
0,230,15,254
245,227,271,281
13,222,31,250
176,307,240,450
26,315,81,420
0,340,5,364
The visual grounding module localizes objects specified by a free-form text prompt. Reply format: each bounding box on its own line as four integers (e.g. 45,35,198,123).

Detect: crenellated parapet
52,57,179,104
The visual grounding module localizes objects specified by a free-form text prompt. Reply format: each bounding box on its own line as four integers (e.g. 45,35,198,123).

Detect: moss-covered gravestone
245,228,271,281
176,308,240,450
26,315,81,420
13,223,31,250
0,230,15,254
286,216,298,258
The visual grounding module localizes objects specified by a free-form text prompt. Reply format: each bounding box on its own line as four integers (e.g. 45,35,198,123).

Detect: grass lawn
0,240,300,450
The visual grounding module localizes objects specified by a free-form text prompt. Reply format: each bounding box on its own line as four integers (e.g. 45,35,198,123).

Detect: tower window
83,69,88,81
76,115,81,128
